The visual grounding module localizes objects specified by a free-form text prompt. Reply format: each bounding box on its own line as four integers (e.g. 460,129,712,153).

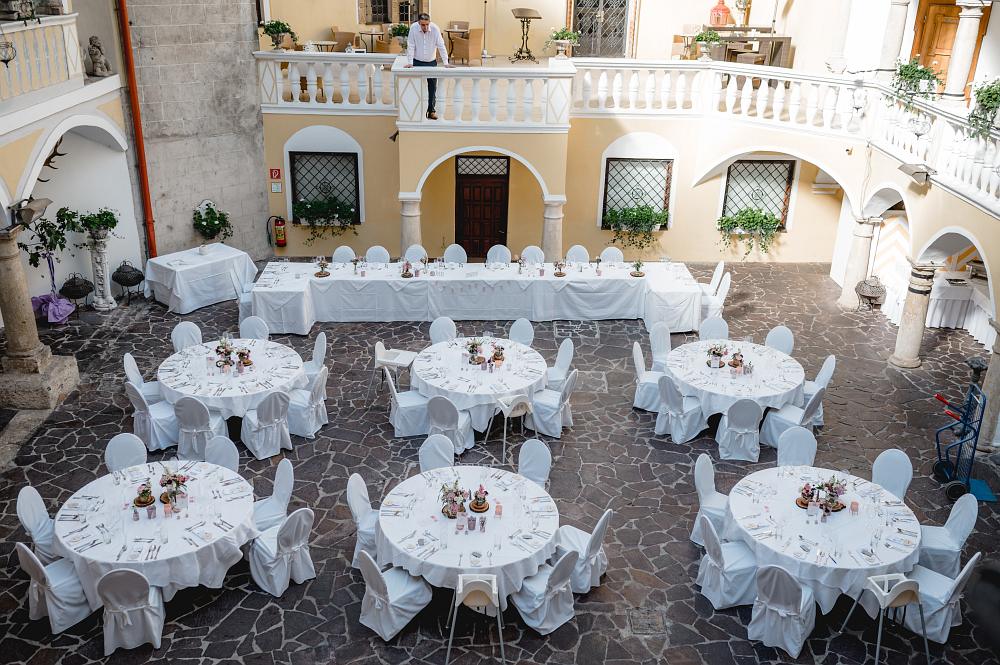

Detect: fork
115,543,128,561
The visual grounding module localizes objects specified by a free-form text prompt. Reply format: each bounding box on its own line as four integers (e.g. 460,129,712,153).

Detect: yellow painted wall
0,130,45,203
97,98,126,131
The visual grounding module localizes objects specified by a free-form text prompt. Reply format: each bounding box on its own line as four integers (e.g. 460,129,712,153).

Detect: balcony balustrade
0,14,84,110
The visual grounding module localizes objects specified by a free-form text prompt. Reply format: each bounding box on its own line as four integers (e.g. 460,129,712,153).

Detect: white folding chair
357,551,432,640
16,542,91,634
518,438,552,488
764,325,795,355
105,433,147,472
429,316,457,344
654,374,707,444
759,388,825,448
332,245,356,263
239,315,270,340
648,322,672,372
124,382,178,452
545,338,574,391
365,245,391,263
386,369,430,438
205,435,239,471
509,318,534,346
872,448,913,501
901,552,981,644
510,550,579,635
842,574,932,664
565,244,589,263
802,354,836,426
241,391,292,460
695,516,758,609
123,352,161,403
175,395,226,460
289,366,329,438
250,507,316,597
520,245,544,265
599,246,623,264
632,342,663,411
715,398,763,462
403,243,428,262
701,272,731,320
443,243,468,264
554,508,612,593
254,458,294,531
527,368,578,439
170,321,202,353
16,486,57,565
698,316,729,340
446,574,505,665
418,434,454,472
347,473,379,568
486,244,512,264
747,565,816,659
368,341,418,398
487,394,531,462
302,332,327,384
96,569,165,656
428,395,474,453
918,493,978,578
691,453,728,547
700,261,725,296
776,426,818,466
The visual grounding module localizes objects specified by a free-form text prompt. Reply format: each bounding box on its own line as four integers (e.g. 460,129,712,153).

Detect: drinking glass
159,523,169,544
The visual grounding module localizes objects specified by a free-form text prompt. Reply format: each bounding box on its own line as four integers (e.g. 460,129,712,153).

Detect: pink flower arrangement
473,484,488,502
439,480,469,517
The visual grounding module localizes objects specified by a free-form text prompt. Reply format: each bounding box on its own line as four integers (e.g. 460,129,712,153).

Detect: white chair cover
759,388,825,447
802,354,836,426
250,508,316,597
332,245,356,263
545,338,574,391
764,325,795,355
691,453,728,546
347,473,379,568
701,273,731,320
96,569,165,656
554,508,611,593
358,551,432,640
486,245,512,264
289,366,329,438
443,243,468,263
509,318,535,346
429,316,457,344
872,448,913,500
698,317,729,340
902,552,980,643
510,550,579,635
747,565,816,658
239,315,270,340
123,352,161,403
170,321,202,353
527,369,578,438
124,382,179,452
17,486,57,565
418,434,454,472
386,369,430,438
254,458,294,532
240,391,292,460
695,516,758,609
700,261,725,296
632,342,663,411
428,395,475,453
521,245,544,264
654,374,707,444
365,245,391,263
776,426,817,466
715,398,763,462
919,493,978,578
649,322,672,372
239,290,252,323
16,543,90,634
105,433,147,472
175,395,226,460
599,246,624,264
404,244,428,262
302,332,327,383
565,244,589,262
205,435,240,471
518,438,552,487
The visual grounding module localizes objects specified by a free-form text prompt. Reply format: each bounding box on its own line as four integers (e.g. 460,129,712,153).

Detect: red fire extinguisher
268,215,287,248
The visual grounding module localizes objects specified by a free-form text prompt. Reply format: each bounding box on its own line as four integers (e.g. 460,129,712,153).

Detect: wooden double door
911,0,991,96
455,156,509,259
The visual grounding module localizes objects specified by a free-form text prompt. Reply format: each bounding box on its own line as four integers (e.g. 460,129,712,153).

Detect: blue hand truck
932,383,996,502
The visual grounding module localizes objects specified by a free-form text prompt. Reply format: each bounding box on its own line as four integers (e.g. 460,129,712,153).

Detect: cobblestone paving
0,263,997,665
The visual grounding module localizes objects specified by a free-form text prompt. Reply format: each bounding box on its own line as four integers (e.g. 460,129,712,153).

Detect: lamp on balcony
0,22,15,67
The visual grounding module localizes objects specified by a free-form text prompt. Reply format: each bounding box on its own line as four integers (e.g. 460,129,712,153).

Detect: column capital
542,195,567,206
957,0,990,10
858,216,884,226
398,192,421,202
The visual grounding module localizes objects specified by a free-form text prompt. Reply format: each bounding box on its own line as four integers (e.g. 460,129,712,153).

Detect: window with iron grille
601,158,672,228
361,0,390,23
289,152,361,224
456,156,509,176
722,160,796,229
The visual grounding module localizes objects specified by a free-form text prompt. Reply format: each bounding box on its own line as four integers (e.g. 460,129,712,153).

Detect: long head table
250,261,703,335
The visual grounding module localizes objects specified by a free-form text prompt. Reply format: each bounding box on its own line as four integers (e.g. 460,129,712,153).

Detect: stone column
941,1,992,104
981,319,1000,447
399,195,421,255
837,217,883,310
826,0,855,74
542,196,566,261
88,233,117,312
879,0,911,74
888,261,937,368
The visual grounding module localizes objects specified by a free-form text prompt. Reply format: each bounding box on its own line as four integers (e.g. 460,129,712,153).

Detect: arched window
283,125,365,224
598,132,678,228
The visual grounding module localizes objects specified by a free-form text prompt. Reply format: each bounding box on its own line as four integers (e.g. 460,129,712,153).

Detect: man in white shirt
403,13,453,120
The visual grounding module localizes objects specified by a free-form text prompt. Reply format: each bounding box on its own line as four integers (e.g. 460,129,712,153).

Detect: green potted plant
389,23,410,52
968,78,1000,139
260,20,297,50
292,196,358,246
545,27,581,57
889,58,941,110
717,208,782,258
18,206,83,323
693,29,721,62
603,205,667,252
192,201,233,248
77,207,119,240
630,259,644,277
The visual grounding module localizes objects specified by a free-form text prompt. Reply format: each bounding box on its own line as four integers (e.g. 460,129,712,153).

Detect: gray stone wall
126,0,271,258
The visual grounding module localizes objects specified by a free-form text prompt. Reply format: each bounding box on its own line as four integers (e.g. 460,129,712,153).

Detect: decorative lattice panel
289,152,360,222
574,0,630,57
366,0,390,23
457,156,510,176
603,158,672,214
722,160,795,226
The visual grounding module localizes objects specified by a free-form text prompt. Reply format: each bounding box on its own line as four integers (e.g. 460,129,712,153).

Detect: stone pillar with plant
74,208,120,312
716,208,782,259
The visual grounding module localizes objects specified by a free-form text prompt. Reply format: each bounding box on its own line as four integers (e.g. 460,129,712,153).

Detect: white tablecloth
665,340,805,416
250,261,703,335
145,244,257,314
411,337,548,431
52,462,258,609
723,466,920,614
375,465,559,610
882,272,996,349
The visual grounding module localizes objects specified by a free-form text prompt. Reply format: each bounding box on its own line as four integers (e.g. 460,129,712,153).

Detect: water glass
159,523,169,544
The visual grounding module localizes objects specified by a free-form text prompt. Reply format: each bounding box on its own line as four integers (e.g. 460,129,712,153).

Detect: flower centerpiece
469,484,490,513
215,337,235,370
159,471,189,505
728,351,744,368
491,344,505,364
707,343,728,368
352,255,362,274
440,480,469,518
236,347,253,366
796,477,847,512
315,257,330,278
401,260,413,278
467,338,484,364
743,360,754,376
134,482,155,508
630,259,645,277
554,260,567,277
516,255,525,274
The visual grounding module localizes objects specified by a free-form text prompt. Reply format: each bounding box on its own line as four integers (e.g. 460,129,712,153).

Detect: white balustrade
255,52,397,112
0,15,84,106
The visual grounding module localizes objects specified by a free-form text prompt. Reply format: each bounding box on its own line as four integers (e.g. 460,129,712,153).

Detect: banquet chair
510,550,579,635
365,245,391,264
428,395,475,453
901,552,981,644
776,426,818,466
518,438,552,488
747,565,816,659
700,261,725,297
759,388,825,448
15,543,91,634
802,354,836,426
16,486,58,565
175,395,227,460
698,316,729,340
96,569,165,656
357,551,432,641
545,338,575,391
368,341,418,399
254,458,294,531
649,322,672,372
125,383,179,452
289,366,329,438
554,508,612,593
509,318,534,346
446,574,505,665
632,342,664,411
715,398,763,462
521,245,544,264
205,435,240,472
347,473,379,568
487,394,532,462
691,453,729,547
486,244,512,264
238,282,253,323
565,244,590,263
527,368,578,439
123,352,162,403
105,433,147,472
443,243,468,264
871,448,913,501
385,369,430,438
302,332,327,384
429,316,458,344
695,516,758,609
332,245,356,263
170,321,202,352
250,507,317,597
404,243,428,262
701,273,731,320
918,493,978,578
418,434,454,472
764,325,795,355
241,391,292,460
599,246,624,264
654,374,707,444
843,574,932,664
239,315,270,340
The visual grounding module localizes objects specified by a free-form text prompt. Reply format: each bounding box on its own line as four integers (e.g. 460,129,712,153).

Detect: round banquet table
157,338,307,418
375,465,559,610
722,466,921,614
53,461,258,609
665,339,805,416
411,336,548,431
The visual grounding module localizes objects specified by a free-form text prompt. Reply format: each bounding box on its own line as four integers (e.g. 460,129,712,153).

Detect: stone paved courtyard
0,263,998,665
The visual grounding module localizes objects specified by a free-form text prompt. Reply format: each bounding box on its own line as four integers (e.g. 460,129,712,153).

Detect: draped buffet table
882,271,996,349
250,261,703,335
144,244,258,314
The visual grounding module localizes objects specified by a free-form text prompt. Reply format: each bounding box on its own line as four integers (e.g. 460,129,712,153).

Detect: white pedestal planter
88,232,117,312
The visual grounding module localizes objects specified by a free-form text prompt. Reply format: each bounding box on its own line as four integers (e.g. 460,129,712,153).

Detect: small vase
270,33,287,50
553,39,572,58
697,41,713,62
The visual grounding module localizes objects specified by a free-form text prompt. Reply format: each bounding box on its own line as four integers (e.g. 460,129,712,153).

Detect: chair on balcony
452,28,484,65
331,32,358,52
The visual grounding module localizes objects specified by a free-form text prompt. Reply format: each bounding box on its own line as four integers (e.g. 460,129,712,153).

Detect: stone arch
918,226,995,315
282,124,366,222
410,145,551,199
861,182,911,218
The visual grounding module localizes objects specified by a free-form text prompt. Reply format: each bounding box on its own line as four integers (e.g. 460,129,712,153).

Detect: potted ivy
603,205,667,253
18,206,83,323
545,27,581,58
889,58,941,110
693,29,721,62
77,207,119,240
260,20,297,50
61,207,120,311
389,23,410,52
192,201,233,251
968,78,1000,139
717,208,781,258
292,196,358,246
